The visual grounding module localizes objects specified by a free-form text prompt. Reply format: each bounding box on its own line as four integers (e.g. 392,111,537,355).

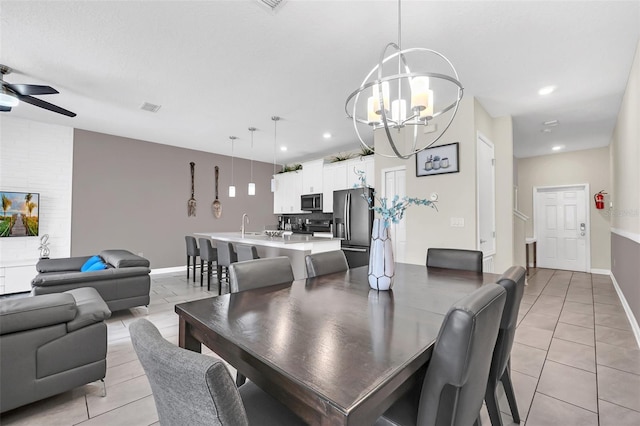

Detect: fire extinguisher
594,190,607,210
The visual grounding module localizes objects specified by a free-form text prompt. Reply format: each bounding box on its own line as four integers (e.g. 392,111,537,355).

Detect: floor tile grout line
74,394,153,424
535,390,599,415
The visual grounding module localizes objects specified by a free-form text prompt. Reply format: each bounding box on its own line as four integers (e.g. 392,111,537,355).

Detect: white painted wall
0,116,73,266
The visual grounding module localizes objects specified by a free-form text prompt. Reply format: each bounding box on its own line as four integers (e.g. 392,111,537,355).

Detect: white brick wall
0,116,73,292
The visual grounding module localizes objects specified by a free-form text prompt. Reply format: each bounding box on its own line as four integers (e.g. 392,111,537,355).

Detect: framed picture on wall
416,142,460,177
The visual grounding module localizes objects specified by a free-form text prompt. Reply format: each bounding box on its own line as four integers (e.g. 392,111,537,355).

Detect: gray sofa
0,287,111,413
31,249,151,312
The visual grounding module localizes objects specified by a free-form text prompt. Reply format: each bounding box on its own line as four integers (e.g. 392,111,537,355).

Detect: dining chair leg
206,261,212,291
192,256,197,282
500,365,520,423
200,259,204,286
236,372,246,387
485,383,503,426
474,416,482,426
186,256,190,280
217,264,223,295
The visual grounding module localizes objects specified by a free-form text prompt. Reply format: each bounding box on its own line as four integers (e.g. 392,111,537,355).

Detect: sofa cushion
84,260,107,272
64,288,111,332
0,294,77,335
80,255,102,272
100,250,150,268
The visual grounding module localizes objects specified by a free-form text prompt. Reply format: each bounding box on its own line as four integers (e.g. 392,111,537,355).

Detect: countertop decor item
356,170,437,290
212,166,222,218
188,162,196,217
38,234,50,259
344,0,463,159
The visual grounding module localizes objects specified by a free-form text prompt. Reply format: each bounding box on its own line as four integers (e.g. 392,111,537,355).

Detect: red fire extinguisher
594,190,607,210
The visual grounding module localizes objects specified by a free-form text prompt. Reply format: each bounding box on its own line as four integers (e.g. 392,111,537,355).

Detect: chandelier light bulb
0,92,19,107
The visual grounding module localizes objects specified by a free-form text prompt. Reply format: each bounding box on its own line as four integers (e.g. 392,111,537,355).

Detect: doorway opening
381,166,407,263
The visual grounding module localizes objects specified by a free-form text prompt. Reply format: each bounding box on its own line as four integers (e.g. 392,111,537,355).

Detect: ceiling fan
0,64,76,117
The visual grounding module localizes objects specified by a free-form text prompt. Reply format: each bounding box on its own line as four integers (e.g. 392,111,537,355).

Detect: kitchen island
194,232,341,279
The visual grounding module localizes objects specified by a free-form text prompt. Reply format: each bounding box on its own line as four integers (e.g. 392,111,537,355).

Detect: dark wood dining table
175,263,501,425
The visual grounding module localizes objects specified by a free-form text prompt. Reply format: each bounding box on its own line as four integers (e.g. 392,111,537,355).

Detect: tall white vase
368,219,395,291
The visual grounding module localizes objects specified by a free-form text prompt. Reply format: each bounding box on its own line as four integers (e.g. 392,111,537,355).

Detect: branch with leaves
355,170,437,227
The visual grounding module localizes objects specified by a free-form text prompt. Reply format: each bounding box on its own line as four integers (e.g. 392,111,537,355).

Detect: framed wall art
416,142,459,177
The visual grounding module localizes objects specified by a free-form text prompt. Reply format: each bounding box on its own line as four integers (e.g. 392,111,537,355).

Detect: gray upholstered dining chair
198,238,218,292
236,244,260,262
229,256,294,386
304,250,349,278
485,266,526,426
426,248,484,272
185,236,200,282
129,319,305,426
376,283,507,426
216,241,238,295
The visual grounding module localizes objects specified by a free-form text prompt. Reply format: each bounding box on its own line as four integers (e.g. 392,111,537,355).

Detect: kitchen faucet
241,213,249,237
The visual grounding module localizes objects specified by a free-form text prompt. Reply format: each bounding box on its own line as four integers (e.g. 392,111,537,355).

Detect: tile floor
1,268,639,425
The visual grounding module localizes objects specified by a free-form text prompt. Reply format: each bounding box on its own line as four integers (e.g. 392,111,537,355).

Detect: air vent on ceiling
140,102,161,113
256,0,287,13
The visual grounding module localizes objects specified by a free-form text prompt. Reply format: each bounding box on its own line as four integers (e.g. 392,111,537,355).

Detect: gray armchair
130,319,304,425
0,287,111,413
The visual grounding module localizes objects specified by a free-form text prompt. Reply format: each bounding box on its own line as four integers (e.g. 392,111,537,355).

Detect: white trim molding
590,268,610,275
611,227,640,244
150,266,186,275
513,210,529,221
610,272,640,349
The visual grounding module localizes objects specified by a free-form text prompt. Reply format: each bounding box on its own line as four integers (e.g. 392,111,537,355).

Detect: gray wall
72,129,276,268
611,233,640,322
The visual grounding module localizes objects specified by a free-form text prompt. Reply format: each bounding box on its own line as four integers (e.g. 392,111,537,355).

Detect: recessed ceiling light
541,128,552,133
280,146,287,151
538,86,556,96
323,132,332,139
543,120,559,126
552,145,564,151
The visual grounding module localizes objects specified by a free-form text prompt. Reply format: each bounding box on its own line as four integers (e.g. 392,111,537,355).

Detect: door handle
342,247,367,252
480,239,487,244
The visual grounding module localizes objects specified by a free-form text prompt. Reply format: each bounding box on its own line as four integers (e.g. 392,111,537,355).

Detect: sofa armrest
36,256,92,273
100,250,149,268
64,287,111,332
31,267,151,287
0,294,77,335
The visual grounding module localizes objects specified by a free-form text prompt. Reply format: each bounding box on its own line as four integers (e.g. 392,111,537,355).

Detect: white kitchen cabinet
322,162,347,213
301,160,324,194
346,155,375,189
273,171,304,214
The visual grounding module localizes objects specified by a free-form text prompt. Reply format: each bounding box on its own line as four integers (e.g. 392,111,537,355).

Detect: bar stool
198,238,218,292
216,241,237,295
185,236,199,282
236,244,260,262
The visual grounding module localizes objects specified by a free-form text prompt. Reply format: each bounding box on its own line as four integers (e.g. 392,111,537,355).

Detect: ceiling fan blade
0,105,12,112
5,83,59,96
19,95,76,117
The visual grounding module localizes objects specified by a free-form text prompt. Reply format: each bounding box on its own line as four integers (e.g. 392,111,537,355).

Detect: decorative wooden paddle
188,162,196,217
212,166,222,218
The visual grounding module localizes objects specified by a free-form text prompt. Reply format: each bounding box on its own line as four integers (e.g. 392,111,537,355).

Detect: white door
381,167,406,263
535,186,589,271
477,133,496,256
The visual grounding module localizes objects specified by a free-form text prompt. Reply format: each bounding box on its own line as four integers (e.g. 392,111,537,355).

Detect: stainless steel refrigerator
333,188,374,268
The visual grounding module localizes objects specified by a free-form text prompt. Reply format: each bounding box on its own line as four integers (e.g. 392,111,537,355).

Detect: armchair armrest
64,288,111,332
0,294,77,335
36,256,92,273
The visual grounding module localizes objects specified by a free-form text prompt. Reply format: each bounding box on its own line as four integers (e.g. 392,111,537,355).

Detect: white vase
368,218,395,291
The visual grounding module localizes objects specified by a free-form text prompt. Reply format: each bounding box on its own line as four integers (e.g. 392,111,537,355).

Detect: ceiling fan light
0,92,19,107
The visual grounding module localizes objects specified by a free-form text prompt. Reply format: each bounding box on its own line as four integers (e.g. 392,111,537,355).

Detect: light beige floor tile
598,400,640,426
559,310,594,329
595,324,638,348
527,393,598,426
596,341,640,375
511,342,547,378
497,369,538,419
104,358,146,388
86,375,152,417
514,325,554,350
537,360,597,412
0,387,89,425
519,312,558,331
597,364,640,412
553,322,594,346
75,395,158,426
546,338,595,372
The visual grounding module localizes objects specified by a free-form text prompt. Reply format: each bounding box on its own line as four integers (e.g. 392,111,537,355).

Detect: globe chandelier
345,0,464,159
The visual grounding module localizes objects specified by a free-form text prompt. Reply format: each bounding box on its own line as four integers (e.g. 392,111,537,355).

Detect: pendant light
228,136,237,197
270,116,280,192
248,127,256,196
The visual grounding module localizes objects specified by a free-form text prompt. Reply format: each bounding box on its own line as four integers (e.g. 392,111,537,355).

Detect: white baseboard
590,268,611,275
150,266,186,275
610,272,640,349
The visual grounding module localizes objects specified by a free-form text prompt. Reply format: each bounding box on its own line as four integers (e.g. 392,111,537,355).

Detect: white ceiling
1,0,638,163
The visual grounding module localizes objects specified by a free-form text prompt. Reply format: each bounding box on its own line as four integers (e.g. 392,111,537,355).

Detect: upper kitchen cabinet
273,171,305,214
321,156,375,213
301,160,324,194
346,155,375,189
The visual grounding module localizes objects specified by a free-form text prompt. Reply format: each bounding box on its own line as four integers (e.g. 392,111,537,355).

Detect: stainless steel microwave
300,193,323,211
